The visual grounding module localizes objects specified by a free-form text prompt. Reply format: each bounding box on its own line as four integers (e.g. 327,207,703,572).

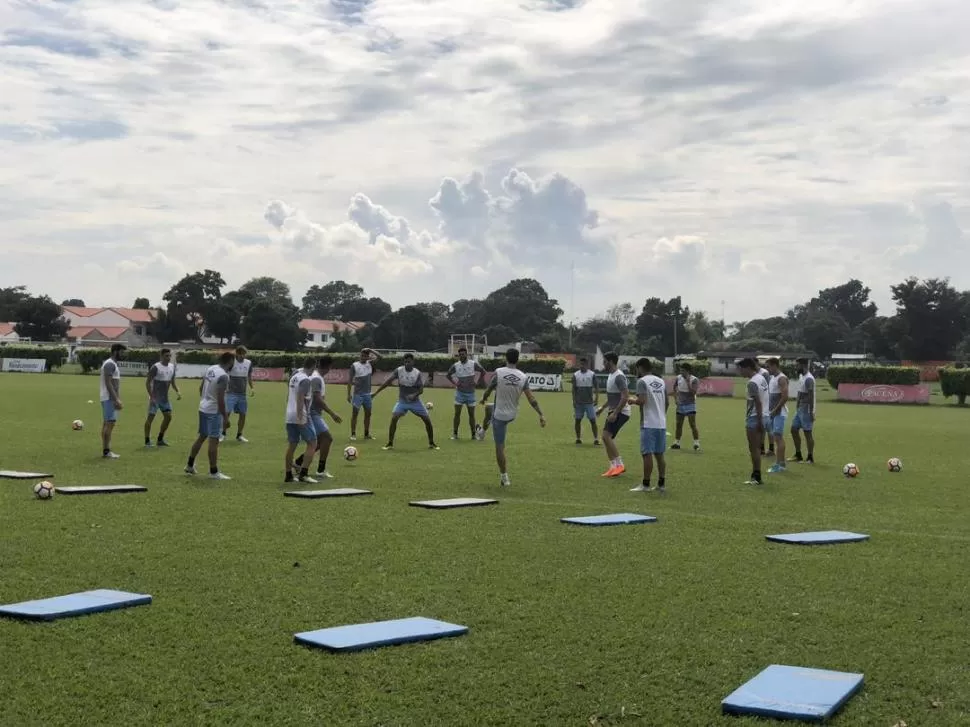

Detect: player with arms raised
347,348,379,441
185,351,234,480
144,348,181,447
790,357,816,464
223,346,254,443
373,353,438,451
738,357,769,485
671,362,700,451
629,358,669,493
284,357,319,483
597,352,631,478
571,356,600,446
447,346,486,440
480,348,546,487
99,343,127,459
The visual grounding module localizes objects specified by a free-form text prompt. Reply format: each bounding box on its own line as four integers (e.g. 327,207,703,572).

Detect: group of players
95,342,817,489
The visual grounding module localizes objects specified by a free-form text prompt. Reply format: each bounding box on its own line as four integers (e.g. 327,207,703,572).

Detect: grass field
1,372,968,726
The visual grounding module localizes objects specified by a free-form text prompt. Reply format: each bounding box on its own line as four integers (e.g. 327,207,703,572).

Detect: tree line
2,275,969,361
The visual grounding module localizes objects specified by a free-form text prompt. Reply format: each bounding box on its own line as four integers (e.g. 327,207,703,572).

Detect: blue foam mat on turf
0,589,152,621
722,664,864,722
561,513,657,526
765,530,869,545
295,616,468,652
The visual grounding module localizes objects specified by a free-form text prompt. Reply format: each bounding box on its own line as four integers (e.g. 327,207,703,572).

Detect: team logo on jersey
647,379,665,391
502,373,521,383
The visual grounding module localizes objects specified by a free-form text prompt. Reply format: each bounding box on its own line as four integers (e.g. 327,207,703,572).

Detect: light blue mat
722,664,864,721
561,513,657,526
766,530,869,545
295,616,468,652
0,589,152,621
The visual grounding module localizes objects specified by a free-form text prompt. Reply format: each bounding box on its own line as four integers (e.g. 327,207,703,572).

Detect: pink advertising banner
837,383,930,404
665,377,735,397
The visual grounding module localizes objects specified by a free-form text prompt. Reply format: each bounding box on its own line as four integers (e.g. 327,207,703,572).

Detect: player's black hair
160,347,171,356
766,357,780,367
579,356,588,363
679,362,692,372
505,348,520,364
219,351,235,366
796,357,809,365
604,351,619,365
110,343,127,355
636,357,653,373
458,346,467,354
403,353,415,361
737,357,757,370
303,356,316,369
235,345,247,355
318,355,333,369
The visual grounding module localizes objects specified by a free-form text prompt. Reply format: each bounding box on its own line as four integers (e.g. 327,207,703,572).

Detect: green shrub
938,367,970,405
0,344,69,370
674,359,712,378
826,365,920,388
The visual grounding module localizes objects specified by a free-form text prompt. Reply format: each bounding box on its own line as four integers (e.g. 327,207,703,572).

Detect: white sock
610,458,619,467
674,439,681,445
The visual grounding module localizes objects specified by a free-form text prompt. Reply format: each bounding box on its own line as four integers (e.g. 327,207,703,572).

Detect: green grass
1,373,968,726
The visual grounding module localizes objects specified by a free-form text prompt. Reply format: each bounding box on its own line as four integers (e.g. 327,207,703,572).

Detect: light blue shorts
676,404,697,416
491,417,512,445
198,412,222,439
792,410,814,432
455,390,477,406
393,399,428,417
746,414,770,431
148,401,172,416
640,427,666,455
352,393,373,410
310,414,329,437
101,400,117,422
227,393,248,415
770,413,787,436
286,422,316,444
574,403,596,421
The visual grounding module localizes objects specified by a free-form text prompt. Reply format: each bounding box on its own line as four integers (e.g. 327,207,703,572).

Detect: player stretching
629,358,669,493
447,347,486,439
572,357,600,445
99,343,127,459
766,358,789,473
671,362,700,451
790,357,816,464
475,402,494,440
758,361,773,457
185,351,234,480
295,356,343,479
597,352,631,477
144,348,181,447
480,348,546,487
284,357,319,483
737,357,768,485
223,346,254,443
373,353,438,450
347,348,379,440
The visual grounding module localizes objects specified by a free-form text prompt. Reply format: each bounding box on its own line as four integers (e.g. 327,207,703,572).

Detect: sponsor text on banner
837,383,930,404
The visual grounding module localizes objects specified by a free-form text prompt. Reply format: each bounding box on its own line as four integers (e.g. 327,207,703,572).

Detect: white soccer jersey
492,366,529,422
199,365,229,414
606,370,632,416
285,371,311,423
637,374,667,429
99,358,120,402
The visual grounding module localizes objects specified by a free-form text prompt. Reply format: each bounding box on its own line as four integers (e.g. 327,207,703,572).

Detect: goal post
448,334,487,358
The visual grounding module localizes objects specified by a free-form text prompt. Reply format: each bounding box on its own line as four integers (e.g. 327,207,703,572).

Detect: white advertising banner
118,361,149,377
524,373,563,391
1,358,47,373
173,363,210,379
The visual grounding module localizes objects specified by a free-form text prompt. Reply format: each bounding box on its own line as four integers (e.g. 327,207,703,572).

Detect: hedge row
0,344,69,369
74,348,568,375
826,365,920,387
938,367,970,405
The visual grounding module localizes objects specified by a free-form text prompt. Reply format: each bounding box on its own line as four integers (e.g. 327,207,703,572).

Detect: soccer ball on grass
343,445,358,461
33,481,55,500
887,457,902,472
425,401,434,411
842,463,860,478
72,419,84,430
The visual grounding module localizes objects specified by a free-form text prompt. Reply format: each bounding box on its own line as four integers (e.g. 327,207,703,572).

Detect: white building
300,319,368,349
0,322,20,342
61,306,157,347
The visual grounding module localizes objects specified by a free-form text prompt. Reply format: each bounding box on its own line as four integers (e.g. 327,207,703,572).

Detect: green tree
800,309,851,359
302,281,363,319
807,279,877,329
0,286,30,321
890,277,968,360
161,270,226,341
372,305,438,350
635,296,689,356
239,300,305,350
239,277,293,308
481,279,562,339
62,298,86,307
132,298,150,309
14,296,70,340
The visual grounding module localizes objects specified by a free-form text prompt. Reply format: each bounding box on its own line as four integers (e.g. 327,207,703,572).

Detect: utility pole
673,314,678,358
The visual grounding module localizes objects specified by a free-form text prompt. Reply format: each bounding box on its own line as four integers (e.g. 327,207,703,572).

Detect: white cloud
1,0,969,321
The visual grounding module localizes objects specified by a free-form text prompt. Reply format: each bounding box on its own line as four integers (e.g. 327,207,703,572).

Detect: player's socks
294,454,304,467
145,437,151,446
187,456,195,468
284,472,294,482
658,477,665,491
210,466,218,475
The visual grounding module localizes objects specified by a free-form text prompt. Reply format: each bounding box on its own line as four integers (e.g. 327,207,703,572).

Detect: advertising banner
118,361,149,377
252,367,285,382
173,363,209,379
524,373,563,391
1,358,47,373
837,383,930,404
665,377,735,397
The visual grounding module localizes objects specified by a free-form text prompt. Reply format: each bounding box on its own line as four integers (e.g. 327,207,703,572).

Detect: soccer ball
887,457,902,472
343,445,358,461
33,481,54,500
842,463,860,478
425,401,434,411
72,419,84,430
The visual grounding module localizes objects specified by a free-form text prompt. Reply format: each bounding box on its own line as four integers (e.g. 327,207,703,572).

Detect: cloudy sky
1,0,967,325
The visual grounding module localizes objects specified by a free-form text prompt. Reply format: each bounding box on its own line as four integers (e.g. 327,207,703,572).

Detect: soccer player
790,357,816,464
758,360,774,457
295,356,343,479
765,358,790,473
597,352,631,477
629,357,669,493
480,348,546,487
372,353,438,450
144,348,181,447
99,343,127,459
447,346,486,440
671,362,700,451
284,357,320,483
223,346,254,443
185,351,234,480
737,357,769,485
347,348,379,440
571,357,600,445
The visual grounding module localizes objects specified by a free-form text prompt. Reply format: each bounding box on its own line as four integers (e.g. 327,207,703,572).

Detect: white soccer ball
425,401,434,411
887,457,902,473
33,481,54,500
842,463,860,478
72,419,84,430
343,445,358,461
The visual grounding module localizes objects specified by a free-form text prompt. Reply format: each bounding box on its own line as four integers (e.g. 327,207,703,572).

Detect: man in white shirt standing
571,356,600,446
790,357,817,464
629,357,669,493
447,346,487,440
738,357,769,485
223,346,254,443
284,357,320,483
758,361,774,458
185,351,234,480
144,347,181,448
765,357,789,473
99,343,127,459
347,348,379,441
372,353,438,451
596,352,631,478
480,348,546,487
294,355,343,480
671,362,700,451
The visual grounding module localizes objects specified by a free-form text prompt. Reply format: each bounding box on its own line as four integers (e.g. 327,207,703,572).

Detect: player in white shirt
223,346,254,443
447,346,486,440
347,348,379,441
571,357,600,445
765,357,789,473
144,348,181,447
597,352,631,478
184,351,234,480
738,357,769,485
480,348,546,487
294,356,343,480
629,358,670,493
671,362,700,451
758,363,774,457
372,353,439,450
99,343,127,459
284,357,320,483
790,357,817,464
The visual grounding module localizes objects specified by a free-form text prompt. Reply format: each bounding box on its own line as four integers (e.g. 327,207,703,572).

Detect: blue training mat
722,664,864,722
295,616,468,652
561,513,657,526
765,530,869,545
0,589,152,621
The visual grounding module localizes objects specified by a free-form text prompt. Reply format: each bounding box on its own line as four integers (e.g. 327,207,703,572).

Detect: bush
826,365,920,388
0,344,69,370
674,359,712,378
938,367,970,405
